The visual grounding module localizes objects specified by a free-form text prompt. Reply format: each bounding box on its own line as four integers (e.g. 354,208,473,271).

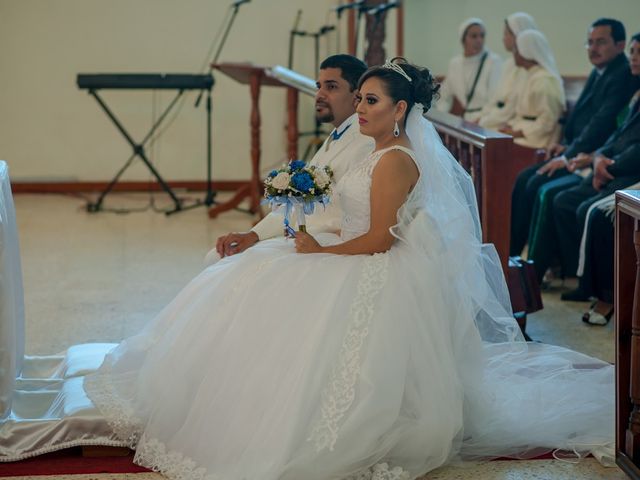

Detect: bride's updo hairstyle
357,57,440,124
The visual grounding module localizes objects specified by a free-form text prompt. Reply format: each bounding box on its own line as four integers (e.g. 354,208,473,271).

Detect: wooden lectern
208,63,315,219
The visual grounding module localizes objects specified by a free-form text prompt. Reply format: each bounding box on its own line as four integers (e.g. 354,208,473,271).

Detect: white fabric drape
0,161,25,421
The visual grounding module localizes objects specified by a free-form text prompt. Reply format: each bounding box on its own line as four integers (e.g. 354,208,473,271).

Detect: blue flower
289,160,306,171
268,170,278,178
291,171,314,193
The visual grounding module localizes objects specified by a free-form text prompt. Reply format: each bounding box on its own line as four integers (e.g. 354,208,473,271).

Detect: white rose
313,169,330,189
271,172,291,190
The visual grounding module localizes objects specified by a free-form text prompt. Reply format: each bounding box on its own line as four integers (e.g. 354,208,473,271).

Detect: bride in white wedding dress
85,59,614,480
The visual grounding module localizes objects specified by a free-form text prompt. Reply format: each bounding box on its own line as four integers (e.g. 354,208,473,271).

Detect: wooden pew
615,190,640,479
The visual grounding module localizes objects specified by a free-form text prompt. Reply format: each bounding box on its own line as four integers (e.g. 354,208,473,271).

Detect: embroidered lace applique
308,253,390,451
345,462,412,480
84,370,143,448
134,436,220,480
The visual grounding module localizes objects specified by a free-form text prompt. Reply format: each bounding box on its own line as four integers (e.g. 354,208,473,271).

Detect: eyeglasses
585,38,612,48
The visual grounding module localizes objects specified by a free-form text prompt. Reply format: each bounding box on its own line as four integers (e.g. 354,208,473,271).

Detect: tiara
381,60,412,83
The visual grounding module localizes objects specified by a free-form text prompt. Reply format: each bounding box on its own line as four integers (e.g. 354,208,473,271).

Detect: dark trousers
526,174,581,282
578,207,614,303
510,161,572,256
554,175,640,277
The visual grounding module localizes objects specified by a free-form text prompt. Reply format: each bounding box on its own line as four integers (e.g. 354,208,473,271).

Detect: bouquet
263,160,333,236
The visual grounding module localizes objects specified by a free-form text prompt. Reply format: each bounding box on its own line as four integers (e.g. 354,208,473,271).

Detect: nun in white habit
479,12,538,130
436,18,502,122
501,30,565,149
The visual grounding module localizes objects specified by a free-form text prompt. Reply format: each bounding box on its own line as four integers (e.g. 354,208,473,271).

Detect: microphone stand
290,25,335,160
189,0,248,211
288,10,303,69
353,3,367,59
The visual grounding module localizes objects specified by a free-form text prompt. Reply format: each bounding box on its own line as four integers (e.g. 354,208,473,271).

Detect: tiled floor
12,192,624,479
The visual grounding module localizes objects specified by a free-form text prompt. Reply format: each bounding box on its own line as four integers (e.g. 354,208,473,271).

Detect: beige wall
405,0,640,77
0,0,354,182
8,0,628,184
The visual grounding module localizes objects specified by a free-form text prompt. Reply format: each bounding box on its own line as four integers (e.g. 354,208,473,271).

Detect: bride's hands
294,232,323,254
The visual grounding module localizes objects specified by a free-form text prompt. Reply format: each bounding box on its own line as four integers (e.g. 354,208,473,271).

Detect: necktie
325,123,351,151
624,92,640,127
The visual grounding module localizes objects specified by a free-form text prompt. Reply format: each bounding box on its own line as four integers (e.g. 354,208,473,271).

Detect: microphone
367,0,399,16
231,0,250,7
319,25,336,34
333,0,366,15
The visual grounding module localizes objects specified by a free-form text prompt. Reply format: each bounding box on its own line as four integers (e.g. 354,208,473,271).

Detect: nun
501,30,565,148
436,17,502,122
479,12,538,130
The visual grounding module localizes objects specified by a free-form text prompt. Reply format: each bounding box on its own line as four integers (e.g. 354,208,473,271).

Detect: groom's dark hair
320,55,368,91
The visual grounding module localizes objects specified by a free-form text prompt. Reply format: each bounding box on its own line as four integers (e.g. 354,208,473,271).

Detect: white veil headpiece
458,17,485,42
398,104,614,463
506,12,538,36
395,104,522,344
516,30,565,103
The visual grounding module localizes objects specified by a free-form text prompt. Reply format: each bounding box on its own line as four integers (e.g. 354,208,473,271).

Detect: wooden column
364,0,386,66
286,88,299,160
616,190,640,479
627,228,640,459
248,71,262,213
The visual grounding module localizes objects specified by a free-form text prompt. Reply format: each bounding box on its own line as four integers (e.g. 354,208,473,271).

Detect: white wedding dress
85,107,614,480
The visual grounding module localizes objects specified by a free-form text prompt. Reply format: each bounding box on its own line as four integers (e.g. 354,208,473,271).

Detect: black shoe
560,288,590,302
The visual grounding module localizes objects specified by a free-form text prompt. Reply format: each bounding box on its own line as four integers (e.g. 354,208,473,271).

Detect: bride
85,59,614,480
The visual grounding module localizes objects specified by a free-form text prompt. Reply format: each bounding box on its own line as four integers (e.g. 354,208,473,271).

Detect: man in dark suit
510,18,634,257
553,67,640,296
571,33,640,307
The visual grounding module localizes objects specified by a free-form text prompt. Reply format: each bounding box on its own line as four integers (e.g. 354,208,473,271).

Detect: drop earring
393,121,400,138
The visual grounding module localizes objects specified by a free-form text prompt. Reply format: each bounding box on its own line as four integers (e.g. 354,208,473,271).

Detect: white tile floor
13,192,625,480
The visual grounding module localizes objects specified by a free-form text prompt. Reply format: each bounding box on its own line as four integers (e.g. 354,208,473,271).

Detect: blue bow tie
331,123,351,141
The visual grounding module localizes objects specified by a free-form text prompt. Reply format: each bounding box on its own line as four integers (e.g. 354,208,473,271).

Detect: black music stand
77,74,214,215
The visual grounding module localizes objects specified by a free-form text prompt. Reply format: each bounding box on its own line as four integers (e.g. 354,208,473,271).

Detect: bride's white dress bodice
338,146,415,241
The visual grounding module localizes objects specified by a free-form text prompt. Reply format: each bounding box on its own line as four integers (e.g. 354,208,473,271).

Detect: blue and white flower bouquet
263,160,333,235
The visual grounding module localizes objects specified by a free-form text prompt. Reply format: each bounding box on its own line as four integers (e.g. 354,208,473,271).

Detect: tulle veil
397,104,614,464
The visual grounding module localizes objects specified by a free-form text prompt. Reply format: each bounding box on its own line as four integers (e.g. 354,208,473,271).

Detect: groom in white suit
211,55,373,260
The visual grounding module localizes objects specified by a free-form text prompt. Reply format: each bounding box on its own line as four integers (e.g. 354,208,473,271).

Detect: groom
210,54,372,260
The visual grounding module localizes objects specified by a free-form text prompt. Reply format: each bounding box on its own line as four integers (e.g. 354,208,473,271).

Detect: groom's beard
315,102,334,123
316,112,334,123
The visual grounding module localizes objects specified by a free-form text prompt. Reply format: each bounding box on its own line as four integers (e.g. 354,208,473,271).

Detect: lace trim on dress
84,370,144,448
308,253,390,451
345,463,412,480
135,435,410,480
134,435,221,480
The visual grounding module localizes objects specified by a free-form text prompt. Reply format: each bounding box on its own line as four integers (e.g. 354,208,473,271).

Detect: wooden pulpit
208,63,315,219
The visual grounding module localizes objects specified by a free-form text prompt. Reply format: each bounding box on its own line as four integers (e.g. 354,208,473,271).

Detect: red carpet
0,448,566,477
0,448,150,476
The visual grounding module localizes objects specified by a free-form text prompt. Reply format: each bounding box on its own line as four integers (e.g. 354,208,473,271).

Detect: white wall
404,0,640,77
0,0,351,182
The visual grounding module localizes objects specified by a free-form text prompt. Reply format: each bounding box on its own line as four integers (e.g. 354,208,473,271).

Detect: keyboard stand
85,87,213,215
